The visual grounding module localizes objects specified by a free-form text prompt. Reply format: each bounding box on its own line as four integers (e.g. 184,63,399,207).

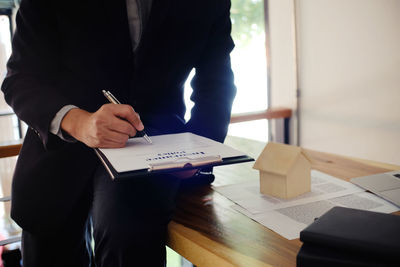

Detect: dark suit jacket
1,0,236,235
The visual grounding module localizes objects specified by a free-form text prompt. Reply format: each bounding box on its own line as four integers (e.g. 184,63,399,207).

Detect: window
0,14,15,142
0,9,21,244
185,0,269,142
0,5,23,142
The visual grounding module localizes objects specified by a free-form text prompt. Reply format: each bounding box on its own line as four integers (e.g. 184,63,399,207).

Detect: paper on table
234,191,399,240
99,132,245,173
215,170,365,214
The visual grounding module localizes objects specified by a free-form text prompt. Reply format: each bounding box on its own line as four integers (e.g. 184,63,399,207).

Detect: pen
102,90,153,144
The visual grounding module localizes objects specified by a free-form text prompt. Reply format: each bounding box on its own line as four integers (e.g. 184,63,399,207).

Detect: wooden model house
253,142,311,199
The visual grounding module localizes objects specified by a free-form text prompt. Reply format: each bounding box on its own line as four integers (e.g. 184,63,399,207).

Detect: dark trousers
21,166,181,267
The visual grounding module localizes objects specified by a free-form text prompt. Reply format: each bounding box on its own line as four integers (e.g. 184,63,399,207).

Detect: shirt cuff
50,105,79,142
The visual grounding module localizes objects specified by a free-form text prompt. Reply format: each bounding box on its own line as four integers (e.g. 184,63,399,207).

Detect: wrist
60,108,90,140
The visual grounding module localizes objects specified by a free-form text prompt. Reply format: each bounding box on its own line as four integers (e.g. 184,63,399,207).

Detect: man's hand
61,104,144,148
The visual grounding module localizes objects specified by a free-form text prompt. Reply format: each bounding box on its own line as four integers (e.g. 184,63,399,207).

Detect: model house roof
253,142,311,176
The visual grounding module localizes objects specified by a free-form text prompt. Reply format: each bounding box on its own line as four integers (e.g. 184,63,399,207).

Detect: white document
215,170,364,214
99,132,245,173
234,191,399,240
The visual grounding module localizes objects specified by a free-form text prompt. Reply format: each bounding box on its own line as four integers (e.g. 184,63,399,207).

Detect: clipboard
94,132,254,180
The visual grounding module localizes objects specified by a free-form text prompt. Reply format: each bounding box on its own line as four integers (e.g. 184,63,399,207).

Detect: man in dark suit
1,0,236,266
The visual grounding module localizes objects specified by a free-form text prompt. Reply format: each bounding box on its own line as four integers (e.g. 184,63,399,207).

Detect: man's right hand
61,104,144,148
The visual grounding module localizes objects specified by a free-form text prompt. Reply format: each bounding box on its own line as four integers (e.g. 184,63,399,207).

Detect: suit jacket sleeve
186,0,237,143
1,0,70,148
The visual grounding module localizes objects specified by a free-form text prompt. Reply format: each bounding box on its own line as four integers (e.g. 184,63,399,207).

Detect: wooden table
1,137,399,265
167,138,400,266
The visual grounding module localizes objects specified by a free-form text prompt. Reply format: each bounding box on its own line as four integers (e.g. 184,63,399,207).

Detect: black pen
102,90,152,144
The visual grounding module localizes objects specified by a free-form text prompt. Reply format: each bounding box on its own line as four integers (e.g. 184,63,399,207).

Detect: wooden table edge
167,221,272,267
0,139,23,158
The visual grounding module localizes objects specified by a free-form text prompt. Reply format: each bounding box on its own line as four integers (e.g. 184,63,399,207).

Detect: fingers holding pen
60,104,145,148
109,104,144,132
107,117,137,137
99,104,143,135
60,108,126,148
103,91,152,143
86,106,130,147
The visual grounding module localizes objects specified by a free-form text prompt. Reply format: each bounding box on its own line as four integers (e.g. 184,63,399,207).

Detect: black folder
298,207,400,266
297,243,394,267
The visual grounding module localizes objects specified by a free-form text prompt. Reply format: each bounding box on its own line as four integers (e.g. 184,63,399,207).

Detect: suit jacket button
32,128,40,137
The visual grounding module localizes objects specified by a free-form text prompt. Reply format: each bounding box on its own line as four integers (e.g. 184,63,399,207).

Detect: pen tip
144,135,153,144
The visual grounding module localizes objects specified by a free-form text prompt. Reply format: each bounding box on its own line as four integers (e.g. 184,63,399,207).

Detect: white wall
268,0,400,165
267,0,299,144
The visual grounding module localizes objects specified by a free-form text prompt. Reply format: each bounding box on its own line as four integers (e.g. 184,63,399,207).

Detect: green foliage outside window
230,0,265,47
